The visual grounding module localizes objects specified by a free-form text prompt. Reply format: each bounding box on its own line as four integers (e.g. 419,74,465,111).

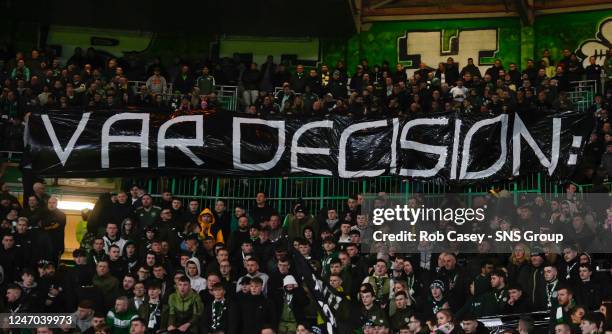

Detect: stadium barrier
125,173,581,214
127,81,239,111
568,80,598,112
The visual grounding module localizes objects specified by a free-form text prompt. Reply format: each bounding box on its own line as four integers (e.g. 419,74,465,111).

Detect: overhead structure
359,0,612,23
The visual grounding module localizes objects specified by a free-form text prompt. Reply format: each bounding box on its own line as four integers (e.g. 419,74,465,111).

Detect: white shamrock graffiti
576,18,612,68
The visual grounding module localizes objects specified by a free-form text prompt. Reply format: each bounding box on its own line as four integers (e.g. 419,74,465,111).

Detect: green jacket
284,214,318,241
106,309,137,334
168,290,203,329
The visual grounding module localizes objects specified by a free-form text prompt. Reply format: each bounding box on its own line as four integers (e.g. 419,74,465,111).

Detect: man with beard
134,194,161,231
229,215,251,254
550,285,575,328
479,270,509,316
41,197,66,262
236,258,270,295
111,192,132,225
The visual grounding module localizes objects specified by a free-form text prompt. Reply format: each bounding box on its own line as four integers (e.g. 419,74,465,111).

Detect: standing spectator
251,192,275,226
43,197,66,261
585,56,603,85
284,204,318,242
445,57,460,86
230,277,277,334
195,66,215,96
146,68,167,96
290,65,307,93
174,65,194,95
134,194,161,231
459,58,482,78
242,62,261,109
485,59,504,82
260,56,276,93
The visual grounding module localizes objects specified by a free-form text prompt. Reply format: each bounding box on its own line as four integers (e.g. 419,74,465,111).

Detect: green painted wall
534,11,612,67
322,10,612,76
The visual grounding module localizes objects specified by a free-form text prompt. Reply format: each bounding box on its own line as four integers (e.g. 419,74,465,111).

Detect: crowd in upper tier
0,179,611,334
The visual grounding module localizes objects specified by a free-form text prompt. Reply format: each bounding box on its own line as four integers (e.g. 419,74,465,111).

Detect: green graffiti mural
534,11,612,66
323,18,521,75
322,10,612,75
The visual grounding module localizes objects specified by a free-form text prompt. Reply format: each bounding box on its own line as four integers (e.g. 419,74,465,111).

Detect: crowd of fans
1,46,612,184
0,179,611,334
1,46,612,152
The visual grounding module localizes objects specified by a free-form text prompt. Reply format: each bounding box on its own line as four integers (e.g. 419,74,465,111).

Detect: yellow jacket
197,208,224,243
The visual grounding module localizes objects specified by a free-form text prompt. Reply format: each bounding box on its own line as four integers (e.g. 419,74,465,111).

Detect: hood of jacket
197,208,216,228
185,257,202,279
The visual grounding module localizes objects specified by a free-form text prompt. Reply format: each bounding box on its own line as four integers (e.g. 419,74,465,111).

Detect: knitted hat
430,280,445,292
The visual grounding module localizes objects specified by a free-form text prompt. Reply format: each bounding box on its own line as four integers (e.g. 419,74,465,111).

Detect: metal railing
0,151,23,163
125,173,579,214
127,81,239,111
568,80,597,112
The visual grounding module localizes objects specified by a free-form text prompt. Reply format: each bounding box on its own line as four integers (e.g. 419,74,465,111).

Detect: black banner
25,108,593,183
